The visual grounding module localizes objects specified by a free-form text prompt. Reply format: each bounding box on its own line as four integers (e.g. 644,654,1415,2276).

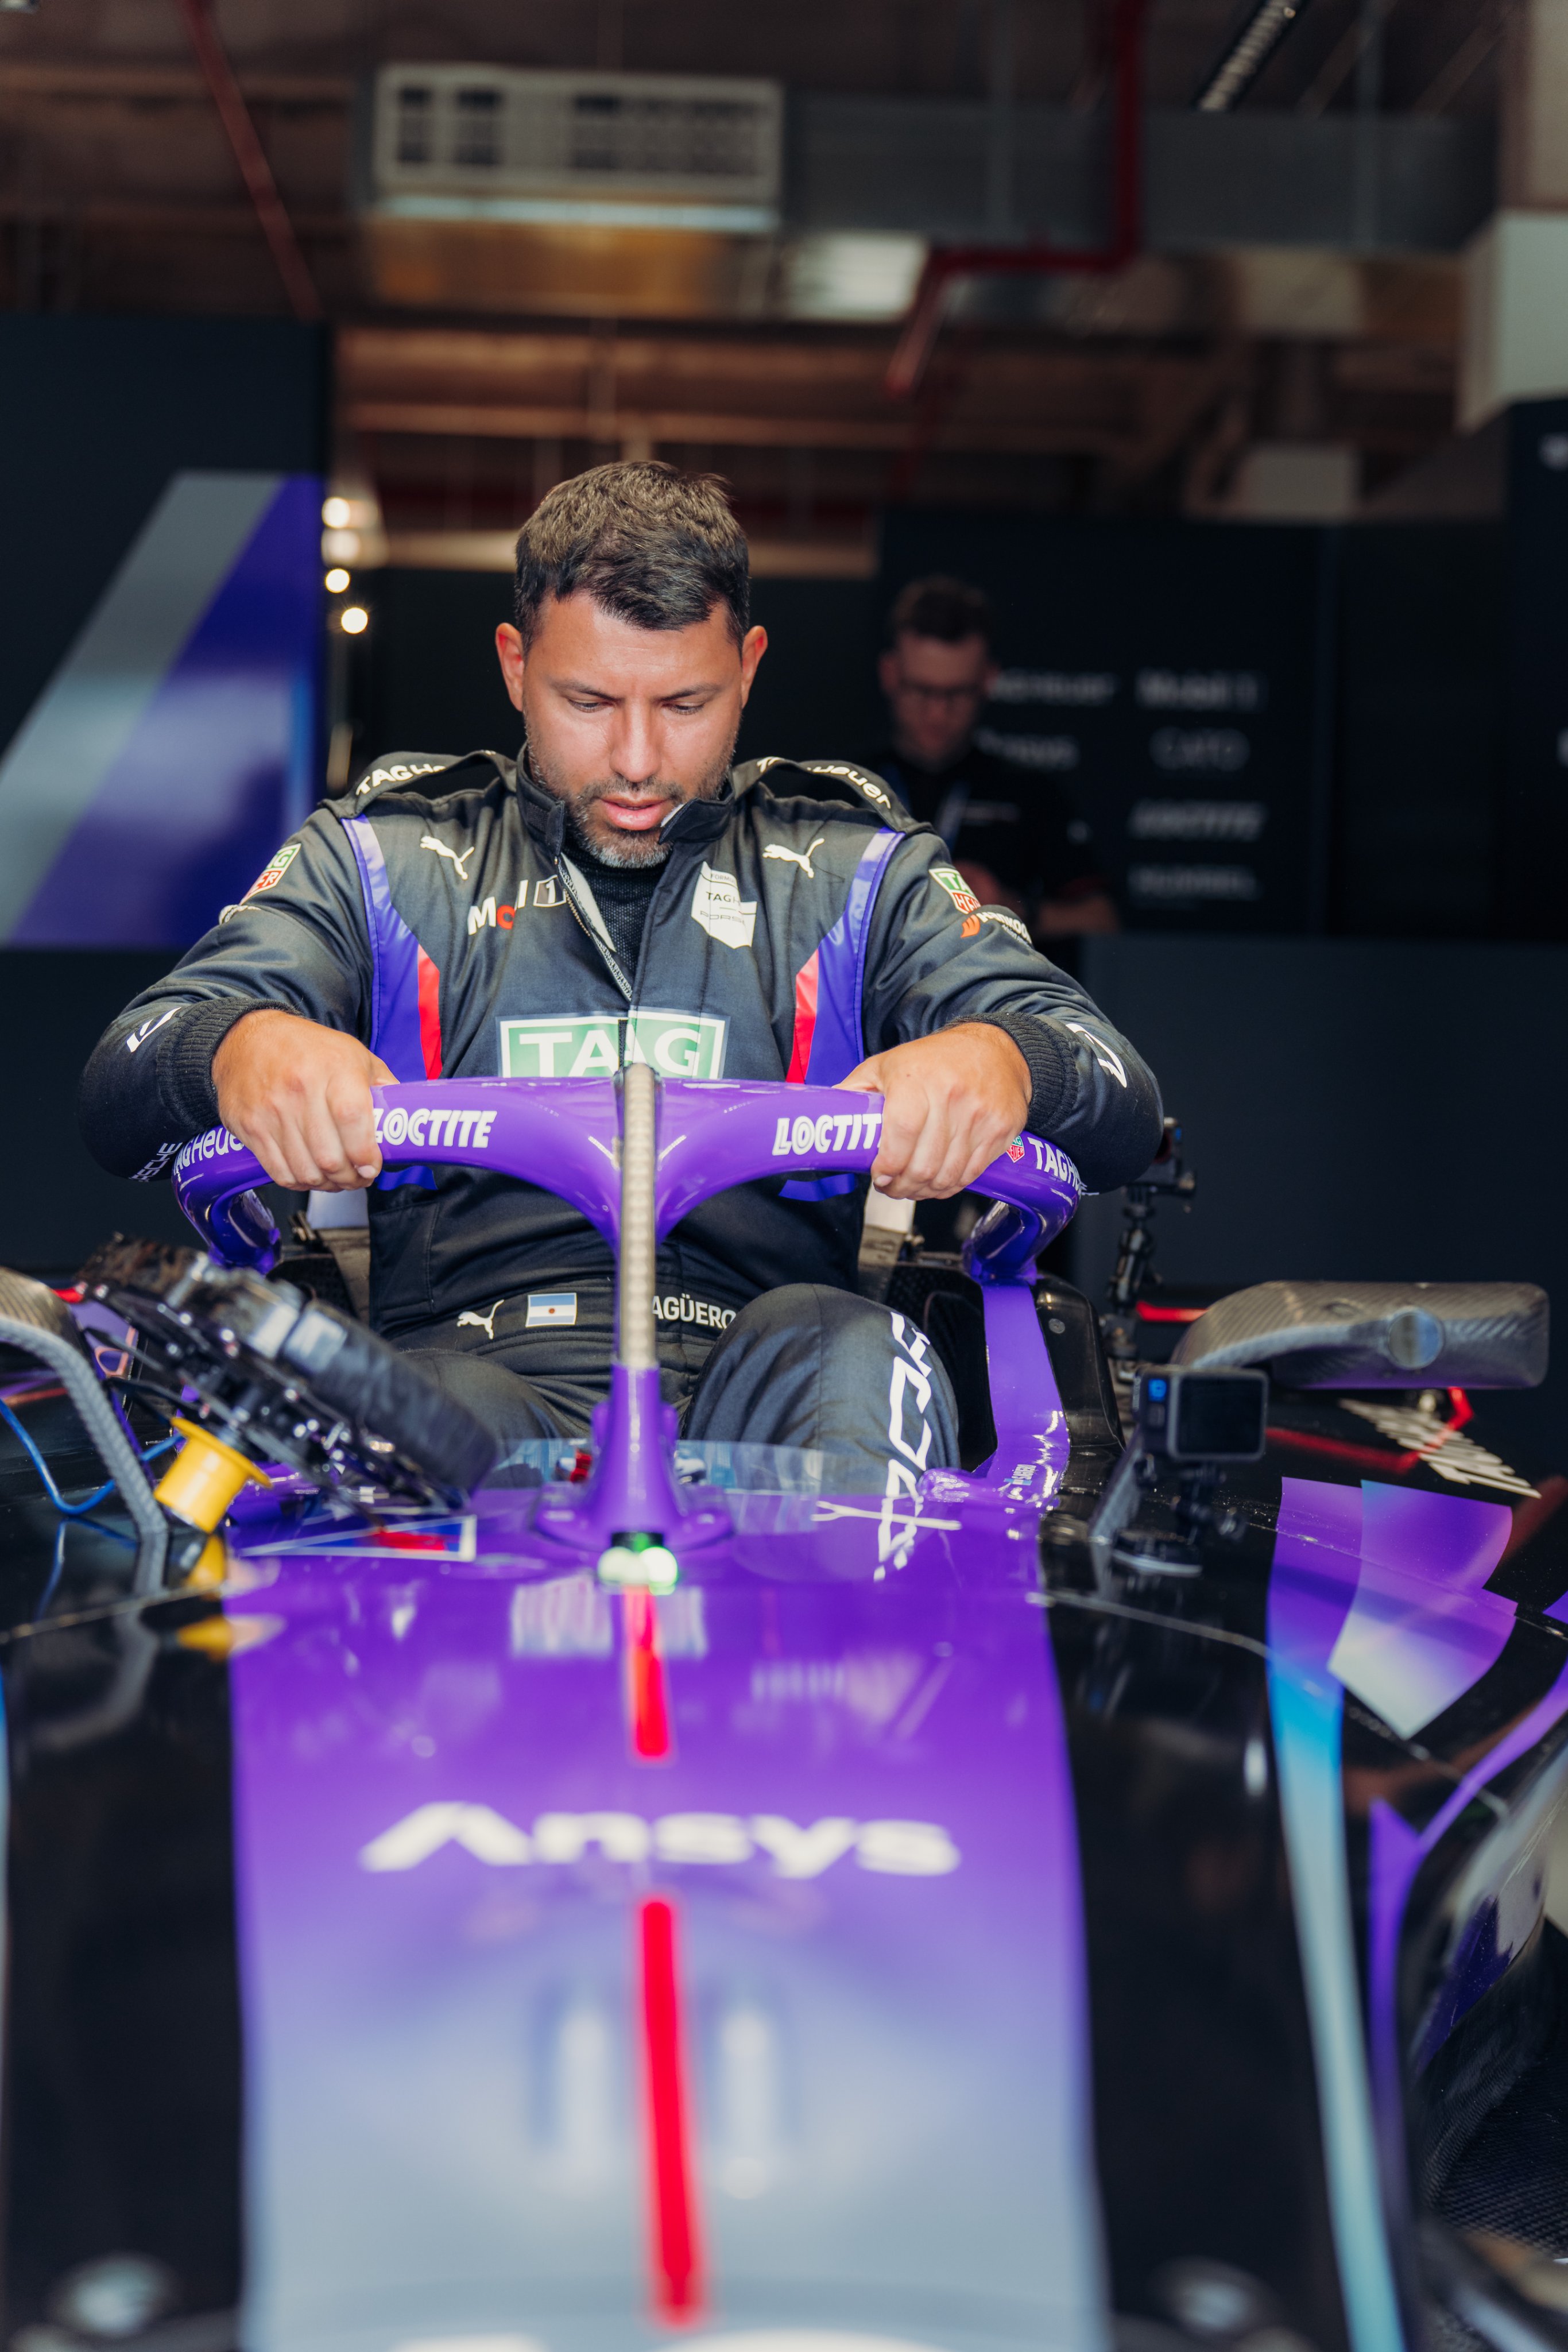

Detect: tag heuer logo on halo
498,1009,727,1080
931,862,982,918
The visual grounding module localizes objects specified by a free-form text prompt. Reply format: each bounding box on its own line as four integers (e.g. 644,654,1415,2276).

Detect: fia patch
691,861,757,950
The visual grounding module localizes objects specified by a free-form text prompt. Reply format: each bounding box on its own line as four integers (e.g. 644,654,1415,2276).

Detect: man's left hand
840,1023,1031,1200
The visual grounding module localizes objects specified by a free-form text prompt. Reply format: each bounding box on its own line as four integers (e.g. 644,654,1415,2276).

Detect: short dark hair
514,460,750,647
886,574,994,651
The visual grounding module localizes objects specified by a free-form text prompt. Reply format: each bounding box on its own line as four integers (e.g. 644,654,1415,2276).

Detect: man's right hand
212,1009,395,1192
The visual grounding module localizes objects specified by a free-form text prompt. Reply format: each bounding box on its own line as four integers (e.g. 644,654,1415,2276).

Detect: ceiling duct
369,64,782,226
361,64,785,316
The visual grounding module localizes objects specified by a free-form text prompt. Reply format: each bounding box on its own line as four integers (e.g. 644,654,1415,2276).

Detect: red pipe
885,0,1148,400
173,0,323,322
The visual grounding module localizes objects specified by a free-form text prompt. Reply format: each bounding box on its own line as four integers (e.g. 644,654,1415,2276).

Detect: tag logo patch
691,862,757,950
931,863,982,918
497,1009,727,1080
245,842,300,899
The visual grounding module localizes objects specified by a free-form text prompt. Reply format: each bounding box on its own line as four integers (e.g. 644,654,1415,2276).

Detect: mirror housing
1171,1280,1548,1391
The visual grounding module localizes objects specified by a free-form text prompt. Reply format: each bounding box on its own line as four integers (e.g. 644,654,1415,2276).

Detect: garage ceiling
0,0,1507,550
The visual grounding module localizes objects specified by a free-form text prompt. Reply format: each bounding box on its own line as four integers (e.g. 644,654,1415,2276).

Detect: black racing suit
80,750,1162,1479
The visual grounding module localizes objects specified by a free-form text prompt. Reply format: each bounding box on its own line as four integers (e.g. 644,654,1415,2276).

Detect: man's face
496,594,767,866
878,628,997,772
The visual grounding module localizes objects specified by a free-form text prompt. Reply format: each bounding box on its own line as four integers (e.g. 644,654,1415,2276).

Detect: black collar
513,748,741,859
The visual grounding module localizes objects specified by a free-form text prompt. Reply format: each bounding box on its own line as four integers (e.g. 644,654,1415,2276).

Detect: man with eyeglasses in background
867,575,1118,945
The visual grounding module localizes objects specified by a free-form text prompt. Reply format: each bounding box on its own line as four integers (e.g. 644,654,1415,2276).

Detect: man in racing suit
80,462,1162,1490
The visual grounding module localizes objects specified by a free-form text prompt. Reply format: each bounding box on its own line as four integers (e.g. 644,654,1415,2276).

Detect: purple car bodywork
175,1078,1098,2347
9,1075,1563,2352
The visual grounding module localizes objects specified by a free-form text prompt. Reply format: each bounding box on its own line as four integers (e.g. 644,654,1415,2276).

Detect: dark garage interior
3,5,1568,2346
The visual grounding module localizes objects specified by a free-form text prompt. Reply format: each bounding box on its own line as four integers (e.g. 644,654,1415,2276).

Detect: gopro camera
1134,1365,1268,1464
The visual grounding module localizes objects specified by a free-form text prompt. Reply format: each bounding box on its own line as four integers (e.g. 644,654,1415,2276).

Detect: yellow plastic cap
154,1418,271,1533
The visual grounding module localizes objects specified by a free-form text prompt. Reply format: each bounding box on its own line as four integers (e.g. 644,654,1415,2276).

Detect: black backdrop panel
350,522,1520,942
354,569,520,772
1501,397,1568,941
1070,934,1568,1470
0,953,212,1272
735,578,880,767
354,568,880,778
0,318,328,756
880,511,1332,933
1334,523,1504,938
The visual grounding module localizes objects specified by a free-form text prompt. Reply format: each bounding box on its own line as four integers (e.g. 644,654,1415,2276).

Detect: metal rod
1195,0,1320,114
172,0,323,322
618,1060,659,1374
0,1287,168,1587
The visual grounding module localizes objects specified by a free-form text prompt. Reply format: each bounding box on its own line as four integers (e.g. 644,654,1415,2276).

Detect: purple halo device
172,1073,1083,1545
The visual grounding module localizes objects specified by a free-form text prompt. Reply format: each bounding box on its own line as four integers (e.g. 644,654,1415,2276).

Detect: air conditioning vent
368,65,783,228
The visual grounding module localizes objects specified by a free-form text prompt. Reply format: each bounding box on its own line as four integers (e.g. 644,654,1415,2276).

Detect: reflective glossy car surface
0,1079,1562,2352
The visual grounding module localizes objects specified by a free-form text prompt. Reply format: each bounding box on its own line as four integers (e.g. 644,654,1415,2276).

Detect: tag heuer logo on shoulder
931,862,982,918
245,842,300,899
498,1009,727,1080
691,862,757,951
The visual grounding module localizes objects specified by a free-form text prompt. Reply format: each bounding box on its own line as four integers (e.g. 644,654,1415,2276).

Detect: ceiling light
324,567,351,593
322,529,360,563
339,606,369,636
322,495,353,528
1194,0,1314,112
782,233,928,322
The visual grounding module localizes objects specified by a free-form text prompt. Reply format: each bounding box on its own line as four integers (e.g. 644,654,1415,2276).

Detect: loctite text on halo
772,1111,883,1156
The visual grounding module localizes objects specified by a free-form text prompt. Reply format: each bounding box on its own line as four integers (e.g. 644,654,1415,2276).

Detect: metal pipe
885,0,1149,401
1194,0,1318,115
618,1060,659,1374
0,1272,168,1587
171,0,323,322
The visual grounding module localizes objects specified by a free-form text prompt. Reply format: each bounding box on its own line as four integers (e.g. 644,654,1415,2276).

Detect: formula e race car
0,1070,1562,2352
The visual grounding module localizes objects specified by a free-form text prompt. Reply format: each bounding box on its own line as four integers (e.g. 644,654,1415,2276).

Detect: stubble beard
531,735,738,871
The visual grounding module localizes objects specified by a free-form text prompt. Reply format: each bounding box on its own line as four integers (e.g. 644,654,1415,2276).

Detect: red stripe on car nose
637,1895,706,2322
623,1588,672,1762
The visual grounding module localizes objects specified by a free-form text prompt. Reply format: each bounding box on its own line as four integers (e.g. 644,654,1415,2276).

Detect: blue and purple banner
0,470,321,949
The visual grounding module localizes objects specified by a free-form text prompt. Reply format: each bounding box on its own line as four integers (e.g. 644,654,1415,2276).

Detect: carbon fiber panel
1172,1281,1548,1390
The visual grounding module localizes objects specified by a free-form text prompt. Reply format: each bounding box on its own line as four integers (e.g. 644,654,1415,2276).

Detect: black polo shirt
862,741,1106,907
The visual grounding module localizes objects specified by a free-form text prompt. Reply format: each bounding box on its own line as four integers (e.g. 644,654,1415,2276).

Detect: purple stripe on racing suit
781,826,901,1202
344,814,438,1192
